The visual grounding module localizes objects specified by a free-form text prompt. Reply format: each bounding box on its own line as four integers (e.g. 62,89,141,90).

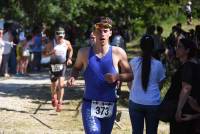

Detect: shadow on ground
0,83,129,109
0,84,85,101
0,70,129,108
117,90,129,108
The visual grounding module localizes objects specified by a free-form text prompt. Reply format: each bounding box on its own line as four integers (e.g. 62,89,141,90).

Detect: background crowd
0,1,200,133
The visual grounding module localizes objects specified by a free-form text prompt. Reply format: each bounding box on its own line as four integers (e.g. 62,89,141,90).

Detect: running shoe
51,95,58,107
51,99,58,107
56,102,62,112
4,73,10,78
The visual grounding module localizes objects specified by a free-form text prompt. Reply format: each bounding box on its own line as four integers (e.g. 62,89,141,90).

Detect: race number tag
51,64,63,72
91,101,114,118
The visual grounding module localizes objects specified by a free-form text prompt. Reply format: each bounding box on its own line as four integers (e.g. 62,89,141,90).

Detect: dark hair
55,26,65,32
146,25,155,35
93,16,112,26
179,38,197,59
171,25,177,33
176,22,182,28
32,26,41,34
195,25,200,39
157,26,163,34
140,35,154,91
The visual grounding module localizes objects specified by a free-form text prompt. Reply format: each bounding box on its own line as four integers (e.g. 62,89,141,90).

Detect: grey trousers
0,55,2,67
0,53,10,75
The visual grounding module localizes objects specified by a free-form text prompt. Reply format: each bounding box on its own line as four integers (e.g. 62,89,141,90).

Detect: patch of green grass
162,17,200,37
161,78,171,99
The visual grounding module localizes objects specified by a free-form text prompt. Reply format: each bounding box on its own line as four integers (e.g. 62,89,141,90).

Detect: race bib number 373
91,101,114,118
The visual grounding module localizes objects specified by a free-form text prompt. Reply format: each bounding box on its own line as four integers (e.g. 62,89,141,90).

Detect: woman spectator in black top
167,38,199,134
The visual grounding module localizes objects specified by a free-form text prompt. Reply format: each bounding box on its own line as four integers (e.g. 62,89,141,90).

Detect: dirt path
0,72,169,134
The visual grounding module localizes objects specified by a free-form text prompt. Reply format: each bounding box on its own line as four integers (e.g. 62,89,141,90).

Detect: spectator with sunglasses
43,26,73,112
165,38,200,134
66,16,132,133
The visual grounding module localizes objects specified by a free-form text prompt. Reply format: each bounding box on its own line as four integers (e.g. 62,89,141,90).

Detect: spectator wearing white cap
184,1,192,25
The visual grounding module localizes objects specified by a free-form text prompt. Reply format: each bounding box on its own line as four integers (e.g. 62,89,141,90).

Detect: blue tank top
83,46,118,102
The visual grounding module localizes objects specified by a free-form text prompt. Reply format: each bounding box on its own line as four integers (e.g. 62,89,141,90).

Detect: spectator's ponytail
140,35,154,91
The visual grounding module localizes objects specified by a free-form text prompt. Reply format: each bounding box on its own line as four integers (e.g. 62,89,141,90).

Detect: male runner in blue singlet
67,17,132,134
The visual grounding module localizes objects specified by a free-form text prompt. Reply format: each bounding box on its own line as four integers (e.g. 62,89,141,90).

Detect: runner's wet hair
93,16,112,30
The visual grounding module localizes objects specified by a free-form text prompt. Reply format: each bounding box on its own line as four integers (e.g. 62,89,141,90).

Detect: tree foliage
0,0,199,40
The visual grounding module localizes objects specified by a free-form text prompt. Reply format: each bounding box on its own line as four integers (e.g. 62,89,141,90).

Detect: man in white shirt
184,1,192,25
0,27,13,77
0,28,4,67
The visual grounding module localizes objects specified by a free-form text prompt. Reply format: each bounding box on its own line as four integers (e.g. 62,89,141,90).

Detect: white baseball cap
188,1,192,5
55,26,65,37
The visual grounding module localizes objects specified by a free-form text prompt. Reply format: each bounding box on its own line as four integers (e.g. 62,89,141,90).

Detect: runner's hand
104,73,119,84
67,77,75,87
49,50,56,56
66,59,72,66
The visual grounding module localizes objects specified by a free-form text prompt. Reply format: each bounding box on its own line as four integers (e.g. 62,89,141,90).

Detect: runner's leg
51,80,58,107
56,65,66,112
101,104,116,134
56,77,65,112
57,77,65,103
82,101,101,134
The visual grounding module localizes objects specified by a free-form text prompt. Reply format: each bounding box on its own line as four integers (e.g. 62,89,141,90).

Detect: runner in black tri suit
43,26,73,112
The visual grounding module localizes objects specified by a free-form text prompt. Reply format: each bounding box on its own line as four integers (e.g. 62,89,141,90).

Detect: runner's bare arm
66,40,73,65
67,48,88,86
71,49,84,78
66,40,73,60
105,47,133,83
117,48,133,81
43,42,54,56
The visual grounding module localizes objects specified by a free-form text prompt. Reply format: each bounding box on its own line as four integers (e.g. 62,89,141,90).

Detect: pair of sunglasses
55,31,65,35
94,23,112,29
